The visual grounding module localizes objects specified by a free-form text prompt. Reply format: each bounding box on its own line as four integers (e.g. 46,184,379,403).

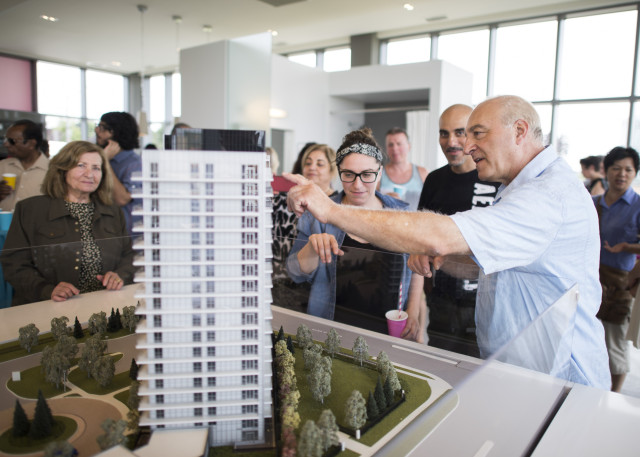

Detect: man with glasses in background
0,120,49,211
95,111,141,235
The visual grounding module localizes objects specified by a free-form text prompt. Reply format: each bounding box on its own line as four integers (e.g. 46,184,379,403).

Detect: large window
36,61,125,156
437,29,489,105
386,36,430,66
493,20,558,102
323,47,351,72
558,10,637,100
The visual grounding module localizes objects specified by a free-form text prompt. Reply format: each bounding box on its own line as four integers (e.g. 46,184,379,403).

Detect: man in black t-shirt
418,104,499,356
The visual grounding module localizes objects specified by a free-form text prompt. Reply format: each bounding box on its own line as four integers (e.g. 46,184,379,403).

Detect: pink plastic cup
386,310,408,338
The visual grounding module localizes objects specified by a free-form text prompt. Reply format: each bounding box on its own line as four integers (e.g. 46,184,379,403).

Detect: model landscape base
0,286,455,457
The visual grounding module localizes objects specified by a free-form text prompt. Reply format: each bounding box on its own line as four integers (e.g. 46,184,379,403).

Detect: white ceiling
0,0,627,74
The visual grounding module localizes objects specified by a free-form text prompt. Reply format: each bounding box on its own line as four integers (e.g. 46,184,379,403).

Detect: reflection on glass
494,20,557,101
554,102,629,172
288,52,316,68
438,29,489,104
559,10,637,100
43,116,82,157
86,69,125,119
386,36,430,66
323,47,351,72
36,61,82,117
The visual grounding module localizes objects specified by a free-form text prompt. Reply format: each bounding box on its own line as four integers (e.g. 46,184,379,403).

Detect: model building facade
132,143,274,447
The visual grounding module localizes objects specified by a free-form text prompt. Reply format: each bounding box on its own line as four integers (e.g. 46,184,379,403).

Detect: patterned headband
336,143,383,166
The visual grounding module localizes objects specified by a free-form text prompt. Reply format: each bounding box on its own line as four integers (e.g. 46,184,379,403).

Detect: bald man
285,95,609,389
417,104,500,356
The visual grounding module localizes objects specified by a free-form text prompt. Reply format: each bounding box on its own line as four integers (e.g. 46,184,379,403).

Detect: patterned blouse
65,201,104,293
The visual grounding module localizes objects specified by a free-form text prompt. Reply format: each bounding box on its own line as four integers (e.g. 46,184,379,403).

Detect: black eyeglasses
339,167,381,183
95,123,112,132
3,137,25,146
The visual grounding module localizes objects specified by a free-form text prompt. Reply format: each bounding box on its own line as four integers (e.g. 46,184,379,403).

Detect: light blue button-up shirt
451,145,610,389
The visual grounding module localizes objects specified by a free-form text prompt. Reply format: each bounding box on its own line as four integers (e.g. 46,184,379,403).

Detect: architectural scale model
131,130,274,447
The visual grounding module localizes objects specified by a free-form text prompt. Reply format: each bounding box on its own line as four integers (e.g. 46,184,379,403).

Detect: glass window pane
172,73,181,118
554,102,629,173
288,52,316,68
86,69,124,119
36,61,82,117
386,36,430,66
323,47,351,72
149,75,166,123
43,116,82,157
148,122,165,149
629,102,640,151
438,29,489,104
494,20,558,101
533,103,553,145
559,10,637,99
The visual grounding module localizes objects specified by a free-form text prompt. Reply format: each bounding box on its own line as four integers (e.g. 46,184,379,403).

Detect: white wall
270,55,330,173
181,33,272,135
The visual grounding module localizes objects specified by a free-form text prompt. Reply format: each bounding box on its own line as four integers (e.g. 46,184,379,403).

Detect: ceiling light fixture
202,24,212,42
173,15,182,52
403,3,414,11
269,30,278,37
40,14,59,22
426,15,447,22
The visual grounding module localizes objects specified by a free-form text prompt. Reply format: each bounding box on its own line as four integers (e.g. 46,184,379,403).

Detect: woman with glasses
286,128,425,342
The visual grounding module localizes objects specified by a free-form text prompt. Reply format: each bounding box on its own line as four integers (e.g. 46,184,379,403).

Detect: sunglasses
4,137,26,146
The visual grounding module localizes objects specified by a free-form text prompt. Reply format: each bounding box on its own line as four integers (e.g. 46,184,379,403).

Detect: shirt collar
496,145,557,201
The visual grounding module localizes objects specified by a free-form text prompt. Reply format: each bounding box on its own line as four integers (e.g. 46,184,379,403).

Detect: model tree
376,350,391,374
18,323,39,353
384,375,395,406
41,335,78,390
367,391,379,420
352,336,369,366
296,324,313,349
96,418,127,450
344,390,367,431
325,328,341,358
121,305,137,332
374,377,387,411
129,358,139,381
127,380,141,432
317,409,339,452
115,308,123,330
78,334,107,379
88,311,107,336
12,399,29,437
93,355,115,387
385,364,402,393
30,390,54,439
276,325,285,342
281,426,297,457
303,343,322,371
50,316,70,340
73,316,84,339
286,335,295,355
298,420,323,457
44,441,76,457
308,356,332,404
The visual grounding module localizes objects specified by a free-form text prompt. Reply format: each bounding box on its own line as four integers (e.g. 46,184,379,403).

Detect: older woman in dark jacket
1,140,135,305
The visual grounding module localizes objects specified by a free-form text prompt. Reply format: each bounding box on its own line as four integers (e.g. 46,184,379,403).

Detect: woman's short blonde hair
42,141,114,205
300,144,337,178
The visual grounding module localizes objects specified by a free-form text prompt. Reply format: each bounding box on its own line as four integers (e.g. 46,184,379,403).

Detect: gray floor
619,342,640,398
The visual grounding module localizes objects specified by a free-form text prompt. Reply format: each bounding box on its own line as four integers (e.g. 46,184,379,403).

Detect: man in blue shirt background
95,111,142,236
285,95,610,389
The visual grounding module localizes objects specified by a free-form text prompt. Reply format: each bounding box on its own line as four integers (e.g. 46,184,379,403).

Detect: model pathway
0,334,138,457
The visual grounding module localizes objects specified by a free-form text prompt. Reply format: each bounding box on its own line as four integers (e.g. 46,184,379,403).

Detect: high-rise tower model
132,130,274,447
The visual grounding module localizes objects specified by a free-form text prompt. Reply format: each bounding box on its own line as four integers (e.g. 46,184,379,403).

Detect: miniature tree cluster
12,391,55,440
298,410,340,457
275,327,301,457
